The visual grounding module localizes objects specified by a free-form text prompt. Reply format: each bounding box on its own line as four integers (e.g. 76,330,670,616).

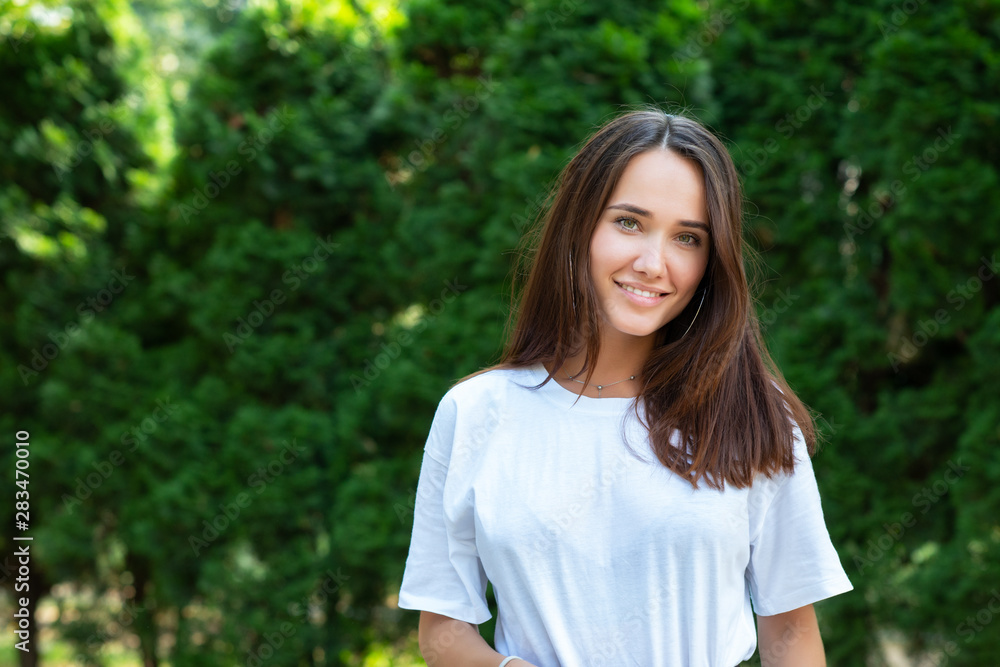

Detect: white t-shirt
398,364,852,667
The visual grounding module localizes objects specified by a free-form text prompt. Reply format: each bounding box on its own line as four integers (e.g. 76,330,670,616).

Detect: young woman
398,108,852,666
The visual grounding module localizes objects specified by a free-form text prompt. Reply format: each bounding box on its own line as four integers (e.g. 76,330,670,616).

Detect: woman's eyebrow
607,202,652,217
607,203,710,234
680,220,711,234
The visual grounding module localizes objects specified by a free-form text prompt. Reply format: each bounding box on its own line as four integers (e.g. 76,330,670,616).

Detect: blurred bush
0,0,997,665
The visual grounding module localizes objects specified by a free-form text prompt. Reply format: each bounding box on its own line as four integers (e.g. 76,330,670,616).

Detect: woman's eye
678,233,701,246
615,216,639,231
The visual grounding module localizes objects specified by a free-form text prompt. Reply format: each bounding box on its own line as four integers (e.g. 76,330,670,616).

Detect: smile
615,281,667,298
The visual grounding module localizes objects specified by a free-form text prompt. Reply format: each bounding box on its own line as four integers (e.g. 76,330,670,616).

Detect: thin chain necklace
565,371,636,398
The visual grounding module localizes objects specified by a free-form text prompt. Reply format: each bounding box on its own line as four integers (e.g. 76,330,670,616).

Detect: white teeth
619,282,662,298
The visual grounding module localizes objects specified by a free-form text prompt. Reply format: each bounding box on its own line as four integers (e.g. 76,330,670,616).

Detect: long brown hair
473,107,814,490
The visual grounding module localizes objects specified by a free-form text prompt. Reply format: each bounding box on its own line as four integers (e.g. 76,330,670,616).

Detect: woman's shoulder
442,363,541,407
423,365,541,462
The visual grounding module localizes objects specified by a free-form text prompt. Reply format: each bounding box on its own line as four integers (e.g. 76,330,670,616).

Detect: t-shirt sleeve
746,428,853,616
397,393,492,624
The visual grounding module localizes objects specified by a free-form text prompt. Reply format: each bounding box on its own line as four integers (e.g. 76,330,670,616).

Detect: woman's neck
549,331,653,399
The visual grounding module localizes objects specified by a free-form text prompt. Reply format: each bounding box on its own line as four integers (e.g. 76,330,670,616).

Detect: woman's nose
632,241,666,277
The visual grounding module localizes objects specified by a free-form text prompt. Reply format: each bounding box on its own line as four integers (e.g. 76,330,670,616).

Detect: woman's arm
418,611,538,667
756,604,826,667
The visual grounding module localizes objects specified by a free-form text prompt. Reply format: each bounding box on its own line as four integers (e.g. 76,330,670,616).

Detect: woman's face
588,149,711,347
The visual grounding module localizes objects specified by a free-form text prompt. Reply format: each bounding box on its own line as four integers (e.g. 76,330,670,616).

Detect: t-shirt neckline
524,363,638,415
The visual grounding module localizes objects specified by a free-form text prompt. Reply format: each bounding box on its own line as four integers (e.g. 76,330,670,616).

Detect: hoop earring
568,252,577,313
679,289,706,340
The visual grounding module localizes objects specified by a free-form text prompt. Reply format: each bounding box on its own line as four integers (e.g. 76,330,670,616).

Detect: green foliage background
1,0,998,665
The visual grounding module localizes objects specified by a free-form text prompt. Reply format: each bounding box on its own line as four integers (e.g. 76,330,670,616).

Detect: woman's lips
615,280,668,305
